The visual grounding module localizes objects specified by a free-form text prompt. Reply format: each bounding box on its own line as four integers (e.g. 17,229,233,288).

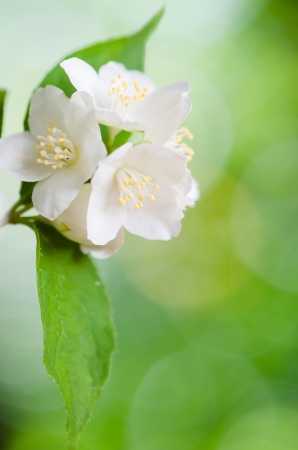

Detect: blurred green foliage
0,0,298,449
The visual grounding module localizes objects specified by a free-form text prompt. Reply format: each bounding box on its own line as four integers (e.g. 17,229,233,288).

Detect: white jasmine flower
141,94,200,209
60,58,191,133
165,126,200,209
0,86,106,220
87,142,191,245
53,184,124,259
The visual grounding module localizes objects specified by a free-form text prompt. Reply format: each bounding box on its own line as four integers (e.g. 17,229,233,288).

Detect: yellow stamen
148,195,155,202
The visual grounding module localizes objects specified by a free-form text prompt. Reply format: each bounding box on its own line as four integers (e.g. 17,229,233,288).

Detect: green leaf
0,90,6,138
19,181,36,205
21,7,164,206
111,130,132,151
34,222,115,450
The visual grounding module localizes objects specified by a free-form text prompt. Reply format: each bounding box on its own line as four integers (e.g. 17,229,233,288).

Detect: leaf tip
138,5,165,39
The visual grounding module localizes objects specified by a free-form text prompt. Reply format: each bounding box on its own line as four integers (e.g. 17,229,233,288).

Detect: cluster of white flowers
0,59,199,258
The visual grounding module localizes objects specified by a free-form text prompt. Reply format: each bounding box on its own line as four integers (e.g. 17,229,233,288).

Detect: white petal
81,227,125,259
0,132,51,181
29,86,70,139
176,173,198,210
144,96,192,145
98,61,127,77
54,184,124,258
88,150,131,245
60,58,101,104
129,81,191,130
124,182,183,240
98,61,155,91
32,165,86,220
95,142,132,171
125,143,187,185
95,107,150,131
53,183,91,244
188,176,200,203
65,91,106,177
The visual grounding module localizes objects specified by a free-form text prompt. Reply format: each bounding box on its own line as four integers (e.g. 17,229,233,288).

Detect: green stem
11,217,35,229
9,189,33,214
7,202,33,225
15,202,34,216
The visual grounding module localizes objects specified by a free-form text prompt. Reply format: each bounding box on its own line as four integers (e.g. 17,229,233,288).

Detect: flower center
115,166,159,210
35,121,76,170
169,127,194,162
107,73,149,114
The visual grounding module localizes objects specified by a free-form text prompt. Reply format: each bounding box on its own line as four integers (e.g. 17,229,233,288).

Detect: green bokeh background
0,0,298,448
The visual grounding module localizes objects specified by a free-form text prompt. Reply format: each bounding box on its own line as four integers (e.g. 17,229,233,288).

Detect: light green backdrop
0,0,298,449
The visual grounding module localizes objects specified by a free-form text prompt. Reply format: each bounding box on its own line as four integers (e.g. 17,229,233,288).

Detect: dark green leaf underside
34,223,115,450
